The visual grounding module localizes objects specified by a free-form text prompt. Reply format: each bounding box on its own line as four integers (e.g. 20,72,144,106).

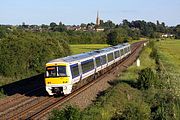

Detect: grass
70,44,109,55
0,88,6,98
156,39,180,96
0,76,16,86
120,46,156,81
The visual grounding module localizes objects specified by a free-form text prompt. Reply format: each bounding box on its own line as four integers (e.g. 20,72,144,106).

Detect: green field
69,40,144,55
70,44,109,55
156,39,180,96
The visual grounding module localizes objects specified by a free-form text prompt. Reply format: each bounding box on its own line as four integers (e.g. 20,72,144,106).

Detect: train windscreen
46,66,67,77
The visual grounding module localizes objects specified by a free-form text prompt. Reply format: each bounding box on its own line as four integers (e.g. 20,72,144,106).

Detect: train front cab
45,63,72,95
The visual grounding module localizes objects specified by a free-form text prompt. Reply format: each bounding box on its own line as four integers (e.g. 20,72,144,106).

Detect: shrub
148,40,155,49
111,102,150,120
137,68,155,90
49,105,81,120
150,91,176,120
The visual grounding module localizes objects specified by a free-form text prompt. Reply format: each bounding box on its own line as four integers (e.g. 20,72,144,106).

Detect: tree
80,23,86,28
41,24,49,29
175,25,180,39
0,31,71,77
156,21,166,33
106,30,118,46
0,26,9,38
53,22,66,32
103,20,116,29
122,19,131,28
50,22,57,31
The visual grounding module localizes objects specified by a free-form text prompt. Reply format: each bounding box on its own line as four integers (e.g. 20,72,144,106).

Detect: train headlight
63,86,67,90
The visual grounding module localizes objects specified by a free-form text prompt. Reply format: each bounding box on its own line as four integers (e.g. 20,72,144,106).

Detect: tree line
0,19,179,79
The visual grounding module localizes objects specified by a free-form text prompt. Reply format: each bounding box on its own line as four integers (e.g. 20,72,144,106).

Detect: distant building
95,11,104,32
96,11,100,26
161,34,174,38
66,11,104,32
96,28,104,32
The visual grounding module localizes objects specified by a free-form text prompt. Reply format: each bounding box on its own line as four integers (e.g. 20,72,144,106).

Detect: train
45,43,131,95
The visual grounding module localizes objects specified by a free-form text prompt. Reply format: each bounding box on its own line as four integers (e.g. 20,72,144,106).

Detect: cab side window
70,64,79,78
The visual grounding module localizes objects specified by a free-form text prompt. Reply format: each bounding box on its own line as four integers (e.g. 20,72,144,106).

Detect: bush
148,40,155,49
111,102,150,120
137,68,155,90
148,40,159,64
150,91,176,120
49,105,81,120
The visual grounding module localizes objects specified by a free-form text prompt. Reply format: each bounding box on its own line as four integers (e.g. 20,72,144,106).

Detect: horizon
0,0,180,26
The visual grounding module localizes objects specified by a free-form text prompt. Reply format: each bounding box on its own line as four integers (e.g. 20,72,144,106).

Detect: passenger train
45,43,131,95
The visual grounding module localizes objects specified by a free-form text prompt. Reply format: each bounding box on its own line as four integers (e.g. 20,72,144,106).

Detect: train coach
45,43,131,95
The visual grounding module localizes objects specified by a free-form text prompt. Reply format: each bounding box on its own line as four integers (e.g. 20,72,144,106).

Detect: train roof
48,43,130,64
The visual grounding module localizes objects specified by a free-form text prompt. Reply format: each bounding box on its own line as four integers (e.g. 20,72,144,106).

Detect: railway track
0,86,45,110
0,41,146,120
0,87,47,118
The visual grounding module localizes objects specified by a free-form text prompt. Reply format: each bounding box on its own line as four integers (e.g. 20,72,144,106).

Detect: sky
0,0,180,26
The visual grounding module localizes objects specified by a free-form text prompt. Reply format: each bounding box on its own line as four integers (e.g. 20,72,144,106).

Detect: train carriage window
101,55,107,65
114,50,120,59
81,59,94,73
124,48,127,54
120,49,124,55
107,53,114,62
70,64,79,78
95,57,101,67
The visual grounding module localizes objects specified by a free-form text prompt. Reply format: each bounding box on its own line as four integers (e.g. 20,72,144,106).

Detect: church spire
96,11,100,26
